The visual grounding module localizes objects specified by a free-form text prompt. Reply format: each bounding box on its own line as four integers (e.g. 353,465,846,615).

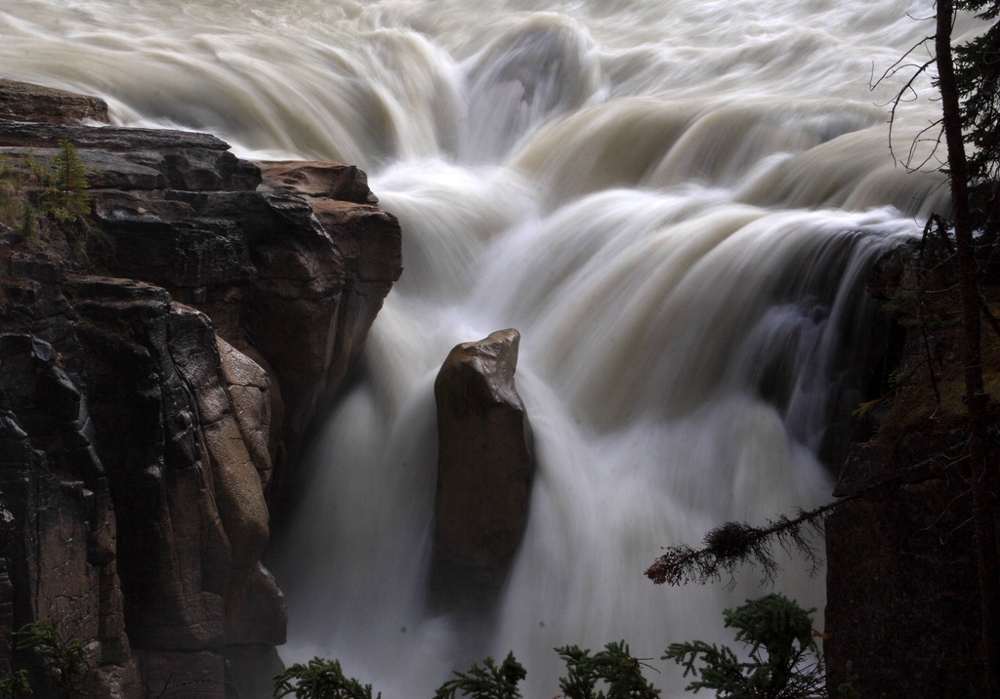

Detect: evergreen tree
955,0,1000,186
557,641,660,699
664,594,849,699
43,136,91,224
432,653,526,699
274,658,381,699
14,620,89,698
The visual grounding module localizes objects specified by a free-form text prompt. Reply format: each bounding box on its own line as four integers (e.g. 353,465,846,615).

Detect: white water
0,0,976,695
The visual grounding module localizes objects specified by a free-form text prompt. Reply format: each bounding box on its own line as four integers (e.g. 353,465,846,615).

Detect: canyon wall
824,240,995,698
0,81,401,698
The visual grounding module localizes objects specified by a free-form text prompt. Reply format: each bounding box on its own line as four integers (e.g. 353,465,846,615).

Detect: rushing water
0,0,976,695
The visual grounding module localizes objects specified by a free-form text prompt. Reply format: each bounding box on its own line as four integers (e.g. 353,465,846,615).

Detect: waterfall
0,0,962,695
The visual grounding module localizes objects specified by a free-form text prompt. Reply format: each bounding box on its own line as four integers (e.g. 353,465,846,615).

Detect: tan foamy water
0,0,975,694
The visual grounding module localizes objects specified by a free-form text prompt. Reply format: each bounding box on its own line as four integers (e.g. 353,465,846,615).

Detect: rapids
0,0,978,694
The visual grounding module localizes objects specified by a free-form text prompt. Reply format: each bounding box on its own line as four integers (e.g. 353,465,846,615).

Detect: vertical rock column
432,329,535,607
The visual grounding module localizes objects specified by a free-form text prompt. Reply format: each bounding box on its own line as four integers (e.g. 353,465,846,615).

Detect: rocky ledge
0,81,401,698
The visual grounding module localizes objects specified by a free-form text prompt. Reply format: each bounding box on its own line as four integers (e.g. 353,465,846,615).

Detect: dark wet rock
0,119,227,151
134,649,226,699
223,644,286,699
0,81,402,699
223,564,286,647
825,436,983,698
0,331,143,698
0,79,110,124
0,120,261,192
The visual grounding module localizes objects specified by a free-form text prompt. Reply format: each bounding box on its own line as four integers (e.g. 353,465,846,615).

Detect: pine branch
644,501,840,587
645,456,957,587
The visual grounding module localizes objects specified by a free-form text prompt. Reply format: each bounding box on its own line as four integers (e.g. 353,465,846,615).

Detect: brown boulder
433,329,535,576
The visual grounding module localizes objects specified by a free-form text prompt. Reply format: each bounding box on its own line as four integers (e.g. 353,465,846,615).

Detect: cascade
0,0,964,695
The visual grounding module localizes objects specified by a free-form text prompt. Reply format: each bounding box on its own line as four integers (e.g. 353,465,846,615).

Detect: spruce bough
664,594,852,699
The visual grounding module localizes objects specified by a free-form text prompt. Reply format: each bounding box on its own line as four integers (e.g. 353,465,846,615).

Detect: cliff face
0,82,401,698
825,435,983,697
824,240,997,698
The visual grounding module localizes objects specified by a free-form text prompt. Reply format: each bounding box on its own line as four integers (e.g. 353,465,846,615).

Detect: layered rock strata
0,80,401,698
0,79,110,125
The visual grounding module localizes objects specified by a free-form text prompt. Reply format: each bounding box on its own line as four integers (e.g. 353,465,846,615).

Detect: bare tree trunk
936,1,1000,693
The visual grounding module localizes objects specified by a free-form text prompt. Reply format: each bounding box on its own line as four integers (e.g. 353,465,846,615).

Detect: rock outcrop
0,329,142,698
432,329,534,603
825,435,982,697
824,239,991,697
0,79,110,125
0,80,401,698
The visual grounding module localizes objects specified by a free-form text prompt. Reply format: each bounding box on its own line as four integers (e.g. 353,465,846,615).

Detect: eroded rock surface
0,330,144,698
0,83,401,698
433,329,535,598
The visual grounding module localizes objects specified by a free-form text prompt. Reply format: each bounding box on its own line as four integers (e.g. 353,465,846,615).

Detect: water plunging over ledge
0,0,963,694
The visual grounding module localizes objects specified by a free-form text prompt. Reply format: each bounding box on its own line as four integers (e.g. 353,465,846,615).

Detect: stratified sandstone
432,329,535,599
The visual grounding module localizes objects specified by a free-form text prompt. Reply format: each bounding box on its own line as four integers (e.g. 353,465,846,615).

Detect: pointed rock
433,329,535,579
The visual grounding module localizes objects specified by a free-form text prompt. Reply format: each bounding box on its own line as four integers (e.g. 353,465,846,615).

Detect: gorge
0,0,991,697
